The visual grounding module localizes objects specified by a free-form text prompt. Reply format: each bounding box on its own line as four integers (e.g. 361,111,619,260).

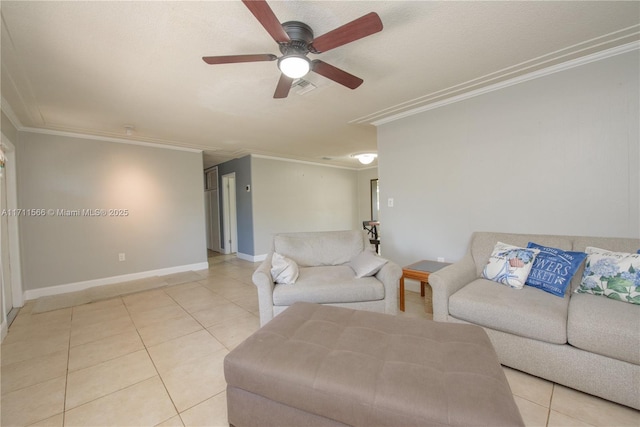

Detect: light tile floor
2,255,639,426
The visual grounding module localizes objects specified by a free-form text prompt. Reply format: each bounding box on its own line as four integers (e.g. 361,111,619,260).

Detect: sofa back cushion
470,232,573,277
469,233,640,293
274,230,365,267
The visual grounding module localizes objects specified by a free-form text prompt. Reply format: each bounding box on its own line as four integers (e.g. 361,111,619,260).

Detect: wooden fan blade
274,73,293,98
241,0,290,43
311,60,363,89
311,12,382,53
202,54,277,65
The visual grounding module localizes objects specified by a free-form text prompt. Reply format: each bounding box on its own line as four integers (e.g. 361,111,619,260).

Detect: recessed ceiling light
351,153,377,165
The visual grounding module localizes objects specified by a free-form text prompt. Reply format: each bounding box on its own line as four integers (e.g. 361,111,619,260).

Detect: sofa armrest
252,253,275,326
429,253,477,322
376,261,401,315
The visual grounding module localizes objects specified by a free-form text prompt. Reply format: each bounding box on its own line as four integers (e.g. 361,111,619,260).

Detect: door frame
0,135,23,340
205,188,221,252
221,172,238,255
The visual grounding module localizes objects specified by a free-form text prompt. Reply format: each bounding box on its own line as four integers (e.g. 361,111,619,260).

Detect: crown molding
359,38,639,127
18,126,204,153
1,97,205,154
250,154,363,171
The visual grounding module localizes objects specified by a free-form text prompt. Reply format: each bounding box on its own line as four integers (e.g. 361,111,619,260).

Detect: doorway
0,137,22,340
370,178,380,221
221,173,238,255
204,167,221,253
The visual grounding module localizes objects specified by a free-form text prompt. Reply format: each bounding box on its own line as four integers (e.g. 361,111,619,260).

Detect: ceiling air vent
293,78,317,95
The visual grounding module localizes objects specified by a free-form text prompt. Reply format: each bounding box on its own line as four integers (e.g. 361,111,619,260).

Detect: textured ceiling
2,1,639,168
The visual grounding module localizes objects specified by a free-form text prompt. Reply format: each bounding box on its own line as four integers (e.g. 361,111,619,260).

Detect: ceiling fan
202,0,383,98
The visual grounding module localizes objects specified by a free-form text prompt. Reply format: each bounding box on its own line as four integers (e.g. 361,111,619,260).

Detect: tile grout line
61,305,74,426
147,270,242,422
160,280,241,356
546,383,554,427
122,291,182,424
63,297,163,421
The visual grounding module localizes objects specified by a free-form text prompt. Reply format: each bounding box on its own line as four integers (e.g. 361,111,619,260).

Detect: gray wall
217,155,253,256
378,49,639,268
17,131,207,291
251,156,359,256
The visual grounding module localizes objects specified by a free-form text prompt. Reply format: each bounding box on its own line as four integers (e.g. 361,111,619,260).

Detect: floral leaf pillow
482,242,539,289
576,247,640,305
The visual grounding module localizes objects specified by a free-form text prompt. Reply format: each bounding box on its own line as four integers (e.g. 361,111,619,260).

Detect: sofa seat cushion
273,265,385,306
568,293,640,364
449,278,569,344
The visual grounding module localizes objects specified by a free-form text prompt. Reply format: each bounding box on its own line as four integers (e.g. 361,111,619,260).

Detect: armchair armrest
428,253,477,322
252,253,275,326
376,261,401,315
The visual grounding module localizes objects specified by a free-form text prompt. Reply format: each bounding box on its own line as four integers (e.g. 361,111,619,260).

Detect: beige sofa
429,232,640,409
252,230,401,326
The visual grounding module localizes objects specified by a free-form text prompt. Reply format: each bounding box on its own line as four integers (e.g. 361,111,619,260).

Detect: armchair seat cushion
449,278,569,344
273,266,385,306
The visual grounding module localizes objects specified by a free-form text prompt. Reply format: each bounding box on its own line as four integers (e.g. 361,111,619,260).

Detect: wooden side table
400,260,451,311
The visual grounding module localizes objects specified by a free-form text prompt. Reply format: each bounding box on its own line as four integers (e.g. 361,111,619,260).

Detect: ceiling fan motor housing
279,21,314,55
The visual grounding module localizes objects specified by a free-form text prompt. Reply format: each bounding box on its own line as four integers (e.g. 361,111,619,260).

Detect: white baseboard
23,262,209,301
236,252,267,263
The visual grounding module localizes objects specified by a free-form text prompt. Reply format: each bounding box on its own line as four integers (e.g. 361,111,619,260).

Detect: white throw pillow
271,252,299,284
349,251,388,278
482,242,540,289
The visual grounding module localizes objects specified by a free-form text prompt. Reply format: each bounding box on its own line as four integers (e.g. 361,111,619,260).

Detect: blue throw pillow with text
525,242,587,297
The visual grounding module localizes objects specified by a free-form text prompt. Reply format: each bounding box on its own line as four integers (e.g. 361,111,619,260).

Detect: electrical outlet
119,253,126,262
437,257,445,262
387,198,394,207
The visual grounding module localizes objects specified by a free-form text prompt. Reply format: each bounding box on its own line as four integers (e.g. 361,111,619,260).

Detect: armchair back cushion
274,230,365,267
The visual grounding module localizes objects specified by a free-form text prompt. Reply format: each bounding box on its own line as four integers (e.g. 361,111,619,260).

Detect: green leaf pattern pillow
576,247,640,305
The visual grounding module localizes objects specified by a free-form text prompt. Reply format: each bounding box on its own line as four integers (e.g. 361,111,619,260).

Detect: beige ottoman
224,302,524,427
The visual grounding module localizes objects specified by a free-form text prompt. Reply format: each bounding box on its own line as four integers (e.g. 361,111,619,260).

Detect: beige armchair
252,230,401,326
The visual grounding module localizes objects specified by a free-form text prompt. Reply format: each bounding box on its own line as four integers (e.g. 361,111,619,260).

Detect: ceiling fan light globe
278,56,310,78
